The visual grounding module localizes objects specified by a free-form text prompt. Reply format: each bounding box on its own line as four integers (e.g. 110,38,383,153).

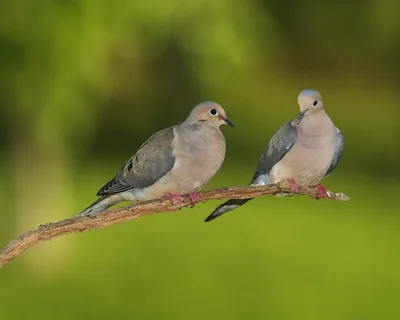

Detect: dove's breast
142,124,226,199
269,111,337,186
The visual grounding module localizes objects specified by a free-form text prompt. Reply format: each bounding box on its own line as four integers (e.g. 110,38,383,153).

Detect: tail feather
204,198,252,222
77,195,116,217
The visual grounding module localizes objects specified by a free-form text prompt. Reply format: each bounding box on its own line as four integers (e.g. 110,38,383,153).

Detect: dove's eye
209,109,218,116
313,100,318,106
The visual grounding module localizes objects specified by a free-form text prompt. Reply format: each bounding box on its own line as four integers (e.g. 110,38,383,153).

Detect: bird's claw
164,193,185,209
311,184,329,199
287,177,299,196
188,192,200,208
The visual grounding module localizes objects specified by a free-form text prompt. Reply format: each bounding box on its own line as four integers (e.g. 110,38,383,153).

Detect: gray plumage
205,90,344,222
97,128,176,195
79,102,234,216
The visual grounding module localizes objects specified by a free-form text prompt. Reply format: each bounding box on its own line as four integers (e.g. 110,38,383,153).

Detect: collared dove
205,89,344,222
78,102,234,216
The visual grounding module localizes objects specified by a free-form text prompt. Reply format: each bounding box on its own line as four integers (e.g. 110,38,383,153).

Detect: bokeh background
1,1,400,319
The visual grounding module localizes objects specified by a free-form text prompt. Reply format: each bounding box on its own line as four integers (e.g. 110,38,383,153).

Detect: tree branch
0,181,349,269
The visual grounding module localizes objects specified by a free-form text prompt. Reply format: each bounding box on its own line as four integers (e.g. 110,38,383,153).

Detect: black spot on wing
127,159,133,171
96,127,176,196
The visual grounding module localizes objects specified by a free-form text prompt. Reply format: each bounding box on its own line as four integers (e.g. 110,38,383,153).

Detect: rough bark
0,181,349,269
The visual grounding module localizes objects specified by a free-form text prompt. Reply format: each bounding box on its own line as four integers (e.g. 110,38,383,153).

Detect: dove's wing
251,120,298,185
97,127,176,196
324,127,344,177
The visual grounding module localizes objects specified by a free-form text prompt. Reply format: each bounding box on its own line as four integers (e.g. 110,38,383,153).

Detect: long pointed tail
204,198,253,222
77,195,118,217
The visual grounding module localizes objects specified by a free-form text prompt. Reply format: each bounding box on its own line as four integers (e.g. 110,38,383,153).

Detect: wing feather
97,127,176,196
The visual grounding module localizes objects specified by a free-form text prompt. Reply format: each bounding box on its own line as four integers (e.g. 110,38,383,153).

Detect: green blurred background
1,0,400,319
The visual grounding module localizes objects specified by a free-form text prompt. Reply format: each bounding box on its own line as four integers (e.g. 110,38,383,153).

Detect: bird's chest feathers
289,135,335,169
295,113,336,151
270,116,336,184
172,127,226,180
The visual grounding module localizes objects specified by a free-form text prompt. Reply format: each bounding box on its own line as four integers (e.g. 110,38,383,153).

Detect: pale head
294,90,324,125
186,102,235,127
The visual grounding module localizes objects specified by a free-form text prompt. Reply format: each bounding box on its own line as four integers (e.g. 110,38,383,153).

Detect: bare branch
0,181,349,269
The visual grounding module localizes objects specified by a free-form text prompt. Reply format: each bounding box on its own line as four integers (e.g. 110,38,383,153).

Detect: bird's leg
287,177,299,195
188,192,200,208
310,184,329,199
164,193,185,209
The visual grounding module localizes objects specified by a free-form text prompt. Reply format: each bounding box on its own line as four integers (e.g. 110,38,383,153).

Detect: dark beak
224,118,235,127
294,109,309,125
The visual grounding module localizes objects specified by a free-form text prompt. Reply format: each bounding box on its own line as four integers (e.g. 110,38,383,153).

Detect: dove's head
294,90,324,125
187,102,235,127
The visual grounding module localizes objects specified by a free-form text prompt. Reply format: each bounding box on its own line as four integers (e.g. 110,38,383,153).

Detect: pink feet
280,178,329,199
311,184,329,199
188,192,200,208
287,177,299,195
164,193,185,208
164,192,200,209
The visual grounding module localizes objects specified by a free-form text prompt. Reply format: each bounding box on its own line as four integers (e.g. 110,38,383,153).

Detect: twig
0,181,349,269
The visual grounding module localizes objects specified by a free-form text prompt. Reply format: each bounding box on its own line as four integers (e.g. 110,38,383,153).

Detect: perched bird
78,102,234,217
205,89,344,222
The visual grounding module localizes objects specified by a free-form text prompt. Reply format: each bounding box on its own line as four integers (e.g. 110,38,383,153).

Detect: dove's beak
223,117,235,127
294,109,309,125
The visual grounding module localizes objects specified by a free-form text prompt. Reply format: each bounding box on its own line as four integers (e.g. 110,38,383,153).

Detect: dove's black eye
209,109,217,116
313,100,318,106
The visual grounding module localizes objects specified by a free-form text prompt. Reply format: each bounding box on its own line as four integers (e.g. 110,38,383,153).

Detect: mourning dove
205,89,344,222
78,102,234,216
